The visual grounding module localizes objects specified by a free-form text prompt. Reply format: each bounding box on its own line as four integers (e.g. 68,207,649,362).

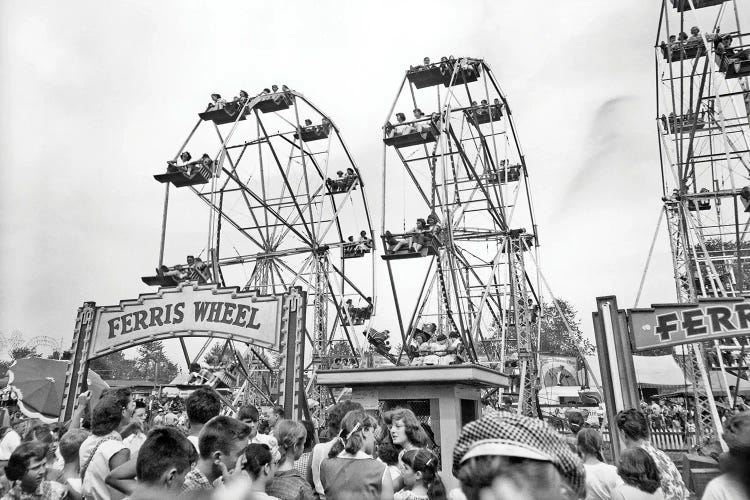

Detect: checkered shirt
452,411,586,498
181,467,213,494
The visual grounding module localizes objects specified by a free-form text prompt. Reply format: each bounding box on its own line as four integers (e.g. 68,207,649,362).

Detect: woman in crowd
611,448,664,500
702,412,750,500
320,409,393,500
395,448,445,500
21,425,61,481
577,428,620,500
293,421,316,477
385,408,428,457
242,443,279,500
267,420,314,500
615,409,686,500
2,442,66,500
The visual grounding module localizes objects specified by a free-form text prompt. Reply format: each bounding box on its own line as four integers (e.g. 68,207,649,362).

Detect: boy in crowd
184,387,222,453
127,428,196,500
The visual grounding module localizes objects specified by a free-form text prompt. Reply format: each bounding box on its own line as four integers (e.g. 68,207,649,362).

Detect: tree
203,342,233,366
10,347,39,359
0,360,10,379
133,341,178,384
88,350,137,380
538,299,594,357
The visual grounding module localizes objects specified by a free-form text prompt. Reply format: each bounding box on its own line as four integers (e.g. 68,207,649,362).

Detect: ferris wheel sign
87,284,287,359
628,297,750,351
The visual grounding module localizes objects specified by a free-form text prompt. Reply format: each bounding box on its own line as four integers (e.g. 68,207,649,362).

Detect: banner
539,355,578,388
88,284,285,359
628,297,750,351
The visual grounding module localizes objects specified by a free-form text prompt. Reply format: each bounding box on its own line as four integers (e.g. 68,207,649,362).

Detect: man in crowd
184,387,222,453
181,416,250,495
238,405,277,450
263,406,284,436
127,428,196,500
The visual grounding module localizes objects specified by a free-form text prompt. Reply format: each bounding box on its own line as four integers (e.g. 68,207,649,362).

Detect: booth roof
585,355,689,388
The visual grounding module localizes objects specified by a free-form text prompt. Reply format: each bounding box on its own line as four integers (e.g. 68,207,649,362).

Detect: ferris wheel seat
255,94,293,113
383,129,439,148
154,168,212,187
666,115,706,134
343,245,371,259
199,108,247,125
688,200,712,211
141,274,181,287
294,125,330,142
468,105,503,125
716,54,750,79
407,66,448,89
488,166,521,184
445,67,480,87
661,41,706,61
671,0,727,11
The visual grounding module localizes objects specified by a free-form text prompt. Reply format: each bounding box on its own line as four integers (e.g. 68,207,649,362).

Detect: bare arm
105,451,135,495
380,468,394,500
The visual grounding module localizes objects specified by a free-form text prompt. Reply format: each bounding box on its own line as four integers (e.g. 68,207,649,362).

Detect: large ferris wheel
379,57,542,415
655,0,750,446
146,87,376,404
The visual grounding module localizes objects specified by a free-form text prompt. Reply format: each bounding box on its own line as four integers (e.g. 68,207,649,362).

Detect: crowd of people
342,231,372,257
341,297,374,325
156,255,213,285
1,382,748,500
407,324,465,366
384,214,443,257
206,86,293,116
385,109,438,139
408,56,481,82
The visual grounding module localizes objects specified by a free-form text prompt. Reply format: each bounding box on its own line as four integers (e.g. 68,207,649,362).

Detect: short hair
22,425,54,445
328,410,378,458
457,455,566,500
59,429,90,464
326,401,363,433
237,405,259,423
383,407,428,447
137,427,196,484
617,448,661,494
103,387,132,411
5,442,46,481
186,387,222,425
198,416,251,460
272,406,284,418
377,443,399,466
91,396,124,436
615,409,649,441
243,443,272,479
275,420,306,457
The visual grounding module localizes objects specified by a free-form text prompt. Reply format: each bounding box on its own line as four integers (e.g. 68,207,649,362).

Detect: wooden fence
602,428,695,451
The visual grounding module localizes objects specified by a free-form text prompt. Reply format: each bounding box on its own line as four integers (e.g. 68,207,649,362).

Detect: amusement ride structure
379,57,543,417
654,0,750,447
144,87,376,409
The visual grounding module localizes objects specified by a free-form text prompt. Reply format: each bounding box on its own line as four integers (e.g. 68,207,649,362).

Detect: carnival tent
584,355,689,389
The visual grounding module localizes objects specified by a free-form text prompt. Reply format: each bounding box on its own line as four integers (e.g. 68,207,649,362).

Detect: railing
602,428,696,452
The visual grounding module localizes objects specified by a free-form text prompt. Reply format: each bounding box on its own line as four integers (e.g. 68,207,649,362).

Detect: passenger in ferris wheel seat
687,26,702,44
409,219,428,253
740,187,750,213
356,231,372,252
166,152,192,173
384,231,410,253
207,94,226,112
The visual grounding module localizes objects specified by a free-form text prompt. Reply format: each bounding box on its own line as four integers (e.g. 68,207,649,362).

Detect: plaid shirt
1,480,67,500
640,441,688,500
180,467,212,495
266,469,314,500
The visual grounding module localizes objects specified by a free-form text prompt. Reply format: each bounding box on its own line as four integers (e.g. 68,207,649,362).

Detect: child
395,448,446,500
242,443,279,500
377,443,401,486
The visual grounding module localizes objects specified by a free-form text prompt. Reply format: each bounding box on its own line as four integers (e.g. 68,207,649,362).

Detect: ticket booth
316,364,509,490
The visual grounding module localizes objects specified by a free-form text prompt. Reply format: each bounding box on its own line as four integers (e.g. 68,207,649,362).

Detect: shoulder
703,474,746,500
41,480,67,500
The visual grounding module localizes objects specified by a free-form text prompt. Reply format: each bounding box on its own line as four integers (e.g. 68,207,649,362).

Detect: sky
2,0,733,364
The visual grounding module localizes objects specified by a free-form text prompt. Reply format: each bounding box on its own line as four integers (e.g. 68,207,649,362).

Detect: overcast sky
2,1,739,363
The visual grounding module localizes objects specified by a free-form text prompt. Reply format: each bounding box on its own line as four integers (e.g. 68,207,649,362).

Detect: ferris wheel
655,0,750,446
146,87,376,402
379,56,541,415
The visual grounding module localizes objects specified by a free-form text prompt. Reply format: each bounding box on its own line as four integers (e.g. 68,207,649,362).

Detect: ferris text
654,303,750,342
107,301,262,338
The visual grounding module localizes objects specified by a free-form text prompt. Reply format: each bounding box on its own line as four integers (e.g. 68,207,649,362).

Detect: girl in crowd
385,408,429,491
395,449,446,500
266,420,314,500
242,443,279,500
22,425,61,481
612,448,664,500
576,428,621,500
3,442,66,500
320,410,394,500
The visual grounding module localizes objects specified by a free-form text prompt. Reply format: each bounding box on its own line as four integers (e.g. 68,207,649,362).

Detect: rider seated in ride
384,231,410,253
409,218,429,254
207,94,227,111
355,231,372,252
410,56,431,72
409,329,431,366
326,171,346,191
167,151,193,174
388,113,414,137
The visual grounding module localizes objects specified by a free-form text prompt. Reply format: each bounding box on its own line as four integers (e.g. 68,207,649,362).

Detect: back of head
403,449,446,500
719,412,750,497
377,443,399,466
186,387,222,425
615,409,649,442
5,442,46,482
617,448,661,494
300,420,316,450
92,396,124,436
198,416,250,460
326,400,363,434
243,443,272,479
22,425,54,445
328,409,377,458
59,429,90,464
137,427,196,485
566,411,585,435
237,405,259,423
576,428,604,462
275,420,306,458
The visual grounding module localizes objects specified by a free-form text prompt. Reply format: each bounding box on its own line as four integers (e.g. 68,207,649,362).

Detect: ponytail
327,410,377,458
402,449,447,500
